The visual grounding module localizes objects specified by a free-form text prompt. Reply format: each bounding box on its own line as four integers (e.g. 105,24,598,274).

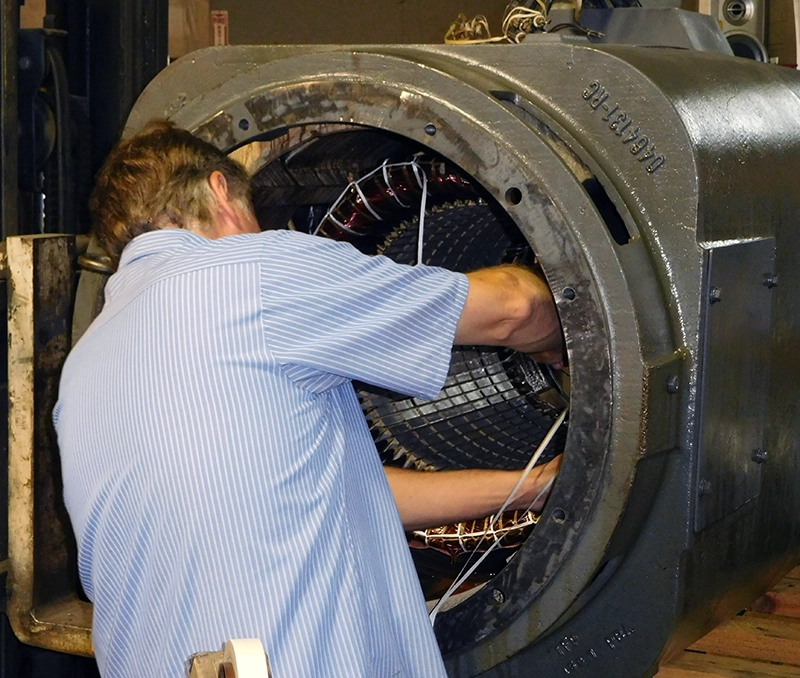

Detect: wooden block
20,0,45,29
658,649,800,677
767,0,799,65
686,613,800,666
169,0,211,59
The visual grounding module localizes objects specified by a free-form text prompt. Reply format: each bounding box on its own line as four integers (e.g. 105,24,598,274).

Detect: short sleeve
259,230,469,398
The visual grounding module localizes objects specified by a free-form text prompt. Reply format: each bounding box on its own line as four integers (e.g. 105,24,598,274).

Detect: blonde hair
89,119,251,263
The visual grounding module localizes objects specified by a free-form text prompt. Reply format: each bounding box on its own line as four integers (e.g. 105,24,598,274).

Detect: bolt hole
238,118,250,131
505,187,523,205
553,508,567,523
562,287,576,301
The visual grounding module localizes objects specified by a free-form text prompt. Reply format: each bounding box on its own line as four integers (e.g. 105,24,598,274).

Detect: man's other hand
386,454,563,531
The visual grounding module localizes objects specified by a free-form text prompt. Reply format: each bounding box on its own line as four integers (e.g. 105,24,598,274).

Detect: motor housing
10,39,800,677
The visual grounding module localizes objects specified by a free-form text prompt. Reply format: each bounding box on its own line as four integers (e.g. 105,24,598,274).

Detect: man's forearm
385,456,562,531
454,264,563,366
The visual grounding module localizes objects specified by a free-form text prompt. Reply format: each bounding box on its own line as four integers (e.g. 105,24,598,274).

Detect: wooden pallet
656,566,800,677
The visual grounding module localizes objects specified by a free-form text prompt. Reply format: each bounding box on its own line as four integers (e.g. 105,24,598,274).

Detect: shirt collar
118,229,206,270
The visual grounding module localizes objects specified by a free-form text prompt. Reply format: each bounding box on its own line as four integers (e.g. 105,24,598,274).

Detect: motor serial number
582,81,666,175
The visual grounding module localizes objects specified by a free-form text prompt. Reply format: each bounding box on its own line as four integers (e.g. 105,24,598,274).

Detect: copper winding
409,509,539,561
315,158,474,240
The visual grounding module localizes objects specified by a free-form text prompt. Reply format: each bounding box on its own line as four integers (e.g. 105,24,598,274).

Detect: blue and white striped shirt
54,228,469,678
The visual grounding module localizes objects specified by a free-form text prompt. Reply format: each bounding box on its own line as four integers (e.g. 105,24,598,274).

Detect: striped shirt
54,228,469,678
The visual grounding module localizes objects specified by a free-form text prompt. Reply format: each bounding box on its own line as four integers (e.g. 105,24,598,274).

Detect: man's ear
208,170,240,230
209,170,230,205
204,170,260,237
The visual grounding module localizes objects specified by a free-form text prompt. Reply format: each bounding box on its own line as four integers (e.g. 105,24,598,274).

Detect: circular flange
125,48,648,675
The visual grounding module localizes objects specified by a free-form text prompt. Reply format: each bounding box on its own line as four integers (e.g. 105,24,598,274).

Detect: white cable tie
429,538,505,625
322,212,362,236
347,163,384,188
410,160,425,189
324,214,349,230
354,180,382,221
314,163,385,236
315,159,430,239
382,160,410,208
416,169,428,266
313,182,353,236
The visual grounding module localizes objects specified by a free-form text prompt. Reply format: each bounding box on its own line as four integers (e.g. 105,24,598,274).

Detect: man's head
90,119,257,263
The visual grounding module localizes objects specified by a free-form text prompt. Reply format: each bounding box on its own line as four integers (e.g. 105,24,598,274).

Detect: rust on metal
7,234,93,656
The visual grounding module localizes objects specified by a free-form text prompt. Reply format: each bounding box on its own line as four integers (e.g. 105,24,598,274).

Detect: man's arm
455,265,563,366
384,265,564,531
385,456,562,531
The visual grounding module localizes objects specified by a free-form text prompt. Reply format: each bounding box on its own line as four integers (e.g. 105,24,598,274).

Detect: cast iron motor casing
114,41,800,676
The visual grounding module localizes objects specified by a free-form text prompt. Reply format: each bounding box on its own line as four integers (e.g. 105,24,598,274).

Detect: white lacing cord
411,162,428,266
429,406,568,625
313,162,389,236
313,159,429,266
382,159,410,208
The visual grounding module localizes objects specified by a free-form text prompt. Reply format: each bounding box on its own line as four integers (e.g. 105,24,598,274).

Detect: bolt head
666,375,680,394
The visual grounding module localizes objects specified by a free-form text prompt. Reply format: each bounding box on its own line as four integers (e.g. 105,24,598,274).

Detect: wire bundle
444,5,547,45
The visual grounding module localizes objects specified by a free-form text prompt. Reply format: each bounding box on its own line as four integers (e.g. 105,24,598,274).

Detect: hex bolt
709,287,722,304
666,375,680,394
424,123,437,136
562,287,577,301
764,274,778,289
752,448,768,464
698,479,713,496
238,118,250,131
492,588,506,605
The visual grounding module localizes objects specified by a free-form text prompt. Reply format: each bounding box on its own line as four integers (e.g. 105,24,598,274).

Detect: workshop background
6,0,800,677
17,0,800,62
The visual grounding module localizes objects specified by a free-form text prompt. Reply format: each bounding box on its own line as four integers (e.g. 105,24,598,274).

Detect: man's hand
385,455,563,531
454,264,564,367
510,455,563,512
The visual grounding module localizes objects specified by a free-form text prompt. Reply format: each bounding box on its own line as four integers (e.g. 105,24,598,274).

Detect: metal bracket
694,238,775,532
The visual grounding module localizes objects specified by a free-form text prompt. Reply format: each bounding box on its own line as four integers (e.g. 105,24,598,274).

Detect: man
54,120,564,678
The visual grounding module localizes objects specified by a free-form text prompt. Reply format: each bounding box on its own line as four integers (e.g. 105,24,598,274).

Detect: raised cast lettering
582,81,601,99
582,81,666,175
